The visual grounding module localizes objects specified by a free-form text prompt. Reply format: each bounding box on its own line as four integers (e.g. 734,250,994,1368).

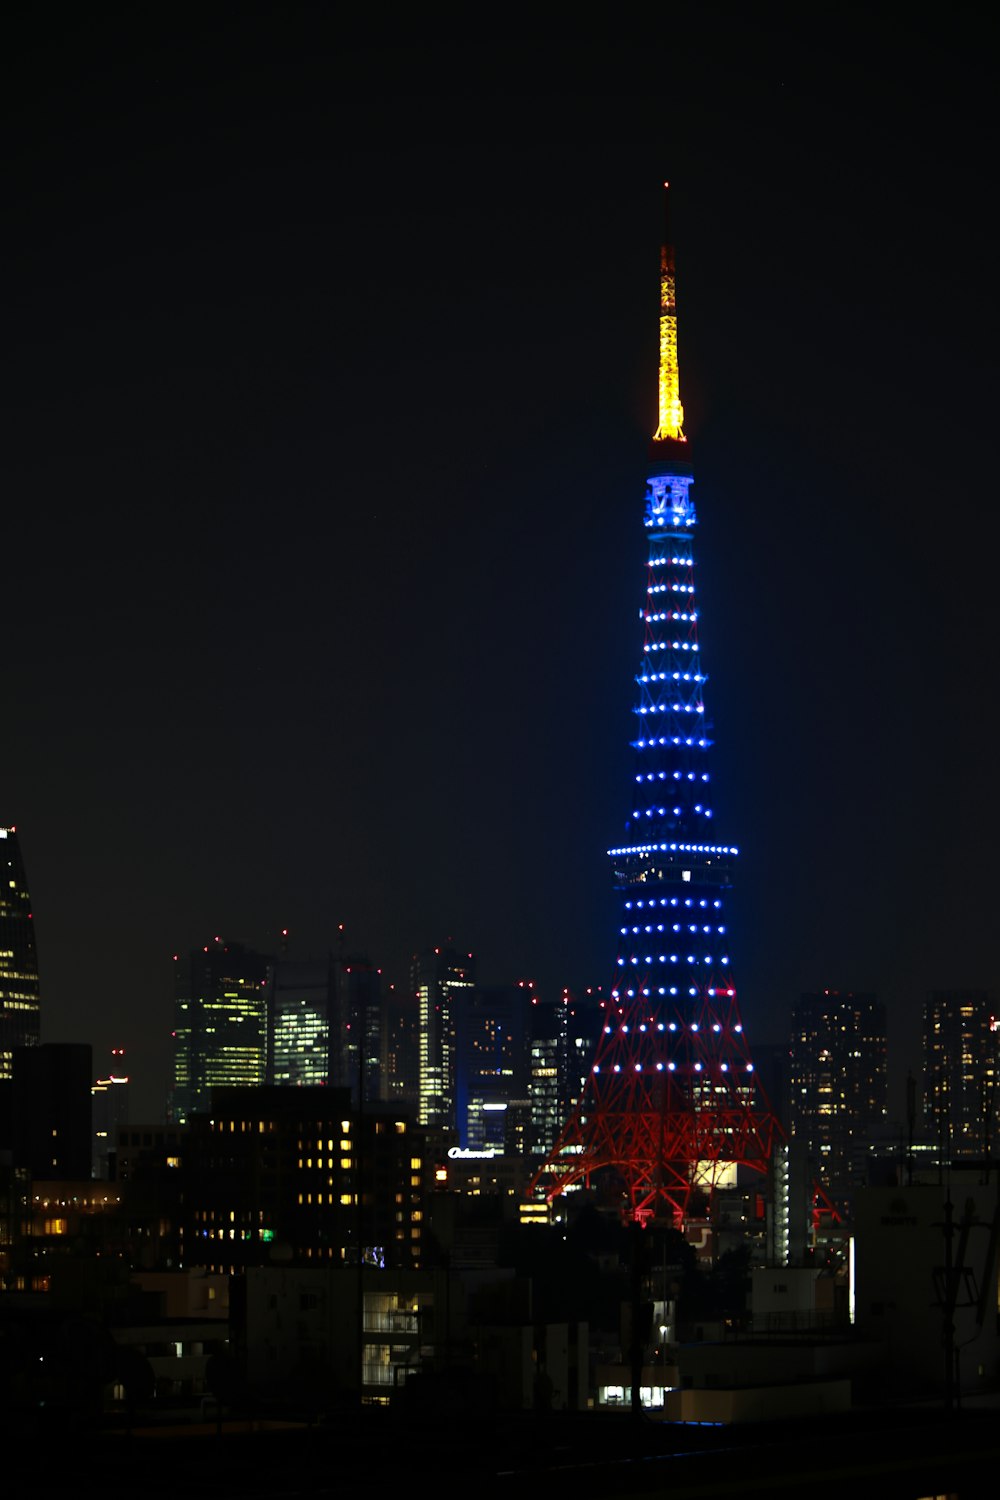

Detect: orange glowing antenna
653,180,686,444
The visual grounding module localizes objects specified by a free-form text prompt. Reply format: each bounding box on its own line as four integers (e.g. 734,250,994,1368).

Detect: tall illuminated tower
0,825,41,1080
531,186,781,1227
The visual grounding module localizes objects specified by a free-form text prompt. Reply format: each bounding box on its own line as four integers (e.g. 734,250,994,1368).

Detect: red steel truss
531,983,782,1227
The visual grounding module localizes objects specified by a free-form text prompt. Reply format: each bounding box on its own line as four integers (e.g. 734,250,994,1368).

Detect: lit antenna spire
653,181,686,444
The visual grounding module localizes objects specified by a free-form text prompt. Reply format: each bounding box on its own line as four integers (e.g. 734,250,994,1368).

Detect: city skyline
6,9,996,1120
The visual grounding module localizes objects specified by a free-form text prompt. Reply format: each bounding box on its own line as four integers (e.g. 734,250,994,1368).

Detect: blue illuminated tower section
530,186,780,1227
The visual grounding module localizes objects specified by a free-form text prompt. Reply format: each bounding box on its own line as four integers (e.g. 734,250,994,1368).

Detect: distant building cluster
166,932,603,1160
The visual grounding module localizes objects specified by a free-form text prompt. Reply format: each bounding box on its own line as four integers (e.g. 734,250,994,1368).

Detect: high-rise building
527,991,565,1161
383,980,420,1112
332,946,384,1105
268,953,336,1088
923,988,999,1157
267,929,385,1104
170,937,271,1123
411,945,475,1132
0,825,41,1080
788,990,888,1220
454,981,530,1149
531,186,780,1226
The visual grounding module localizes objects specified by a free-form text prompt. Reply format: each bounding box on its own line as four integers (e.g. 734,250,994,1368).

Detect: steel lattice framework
530,185,782,1227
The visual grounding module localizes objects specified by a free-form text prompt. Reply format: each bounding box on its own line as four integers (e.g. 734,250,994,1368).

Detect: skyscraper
170,937,271,1123
268,952,336,1088
531,187,780,1226
0,825,41,1080
267,928,385,1104
454,981,530,1149
923,988,998,1157
331,944,383,1104
411,944,475,1132
789,989,887,1220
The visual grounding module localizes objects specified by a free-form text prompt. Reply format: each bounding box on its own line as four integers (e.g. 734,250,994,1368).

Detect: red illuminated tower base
532,975,781,1227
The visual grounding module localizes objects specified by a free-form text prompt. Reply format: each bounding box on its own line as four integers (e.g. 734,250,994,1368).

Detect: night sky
6,6,997,1120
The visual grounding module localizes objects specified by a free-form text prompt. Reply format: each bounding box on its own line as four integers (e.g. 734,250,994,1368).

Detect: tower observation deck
530,186,782,1228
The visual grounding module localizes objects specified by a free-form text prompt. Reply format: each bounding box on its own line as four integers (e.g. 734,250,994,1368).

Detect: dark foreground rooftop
4,1402,1000,1499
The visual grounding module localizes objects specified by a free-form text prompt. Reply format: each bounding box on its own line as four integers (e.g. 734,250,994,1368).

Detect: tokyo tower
531,185,782,1228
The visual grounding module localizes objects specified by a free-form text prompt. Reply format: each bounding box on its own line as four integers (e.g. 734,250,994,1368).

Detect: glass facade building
170,937,271,1123
412,945,475,1131
0,825,41,1080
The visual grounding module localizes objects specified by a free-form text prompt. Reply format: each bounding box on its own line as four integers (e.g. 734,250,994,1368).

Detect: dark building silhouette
11,1042,92,1181
0,825,41,1080
383,980,419,1112
91,1047,129,1180
332,945,384,1104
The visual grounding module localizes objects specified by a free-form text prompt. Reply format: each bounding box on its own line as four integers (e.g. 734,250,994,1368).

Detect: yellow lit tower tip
653,179,686,445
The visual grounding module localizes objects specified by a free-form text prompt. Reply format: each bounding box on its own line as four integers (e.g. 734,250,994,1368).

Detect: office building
455,981,530,1149
789,990,888,1220
182,1085,426,1273
0,825,41,1080
923,988,999,1157
412,945,475,1132
269,954,336,1088
170,937,271,1123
